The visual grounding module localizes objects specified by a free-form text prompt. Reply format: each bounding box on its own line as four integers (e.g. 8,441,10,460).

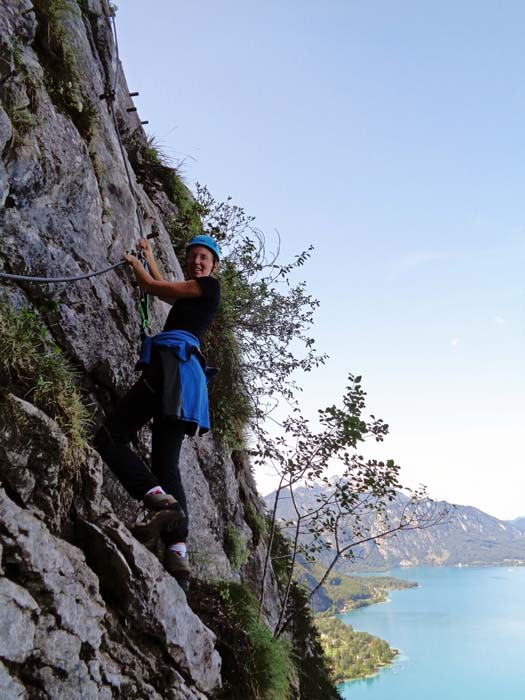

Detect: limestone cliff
0,2,339,699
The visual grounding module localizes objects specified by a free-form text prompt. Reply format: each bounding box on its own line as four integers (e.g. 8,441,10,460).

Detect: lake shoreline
338,566,525,699
316,572,418,685
335,653,400,686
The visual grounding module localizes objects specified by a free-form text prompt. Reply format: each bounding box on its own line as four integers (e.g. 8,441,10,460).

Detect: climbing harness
136,246,151,338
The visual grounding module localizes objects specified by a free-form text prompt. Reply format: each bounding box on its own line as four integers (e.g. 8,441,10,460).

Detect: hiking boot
130,509,184,546
143,491,178,510
165,549,190,594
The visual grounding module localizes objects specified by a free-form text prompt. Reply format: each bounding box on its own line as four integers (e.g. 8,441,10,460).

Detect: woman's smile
186,245,216,278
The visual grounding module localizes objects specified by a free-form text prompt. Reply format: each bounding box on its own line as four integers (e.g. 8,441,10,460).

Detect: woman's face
186,245,217,278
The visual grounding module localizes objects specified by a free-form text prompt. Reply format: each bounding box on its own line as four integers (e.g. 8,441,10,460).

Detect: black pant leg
94,374,161,501
151,418,189,542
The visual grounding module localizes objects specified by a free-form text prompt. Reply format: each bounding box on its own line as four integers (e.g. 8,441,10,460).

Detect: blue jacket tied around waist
137,330,213,435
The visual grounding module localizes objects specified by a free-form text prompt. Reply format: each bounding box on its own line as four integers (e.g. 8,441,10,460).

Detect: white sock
145,486,165,497
168,542,187,558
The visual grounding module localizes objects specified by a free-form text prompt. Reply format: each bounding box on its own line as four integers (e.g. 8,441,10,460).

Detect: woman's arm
124,254,203,299
138,237,164,282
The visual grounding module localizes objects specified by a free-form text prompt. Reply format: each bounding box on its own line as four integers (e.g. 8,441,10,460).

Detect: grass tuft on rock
0,301,90,453
244,503,269,546
32,0,98,139
224,522,249,571
190,580,295,700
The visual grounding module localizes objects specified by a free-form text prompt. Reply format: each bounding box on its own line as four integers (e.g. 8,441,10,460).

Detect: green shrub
4,38,41,143
32,0,97,138
139,138,203,241
244,503,269,546
165,184,324,448
9,109,37,137
216,581,295,700
270,524,294,588
247,622,294,700
133,144,325,448
224,523,249,571
285,582,341,700
0,301,90,453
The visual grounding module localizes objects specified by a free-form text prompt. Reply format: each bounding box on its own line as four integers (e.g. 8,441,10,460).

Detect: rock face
0,2,282,697
0,394,223,699
0,0,180,388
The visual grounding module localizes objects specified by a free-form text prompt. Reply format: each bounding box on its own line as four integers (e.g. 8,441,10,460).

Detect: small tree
256,373,449,638
169,183,327,445
165,182,447,637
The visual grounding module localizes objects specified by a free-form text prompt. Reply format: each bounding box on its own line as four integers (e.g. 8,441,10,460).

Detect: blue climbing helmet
186,235,220,262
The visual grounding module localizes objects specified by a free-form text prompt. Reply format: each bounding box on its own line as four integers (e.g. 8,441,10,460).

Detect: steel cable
0,10,148,294
0,260,126,283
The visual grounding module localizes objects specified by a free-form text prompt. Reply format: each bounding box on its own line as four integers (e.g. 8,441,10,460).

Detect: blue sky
117,1,524,519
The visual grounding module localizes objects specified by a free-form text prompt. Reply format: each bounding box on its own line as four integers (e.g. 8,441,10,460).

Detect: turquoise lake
339,566,525,699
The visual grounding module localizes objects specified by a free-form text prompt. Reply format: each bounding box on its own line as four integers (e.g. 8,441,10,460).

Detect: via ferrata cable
0,260,126,284
0,8,154,337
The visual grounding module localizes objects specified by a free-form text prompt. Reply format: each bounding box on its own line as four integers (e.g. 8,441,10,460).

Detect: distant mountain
509,516,525,530
265,485,525,570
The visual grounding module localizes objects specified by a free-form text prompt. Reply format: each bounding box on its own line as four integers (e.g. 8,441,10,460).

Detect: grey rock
0,578,39,663
0,104,11,148
77,514,222,694
38,663,100,700
0,392,115,529
244,540,282,629
182,439,234,581
195,435,241,525
0,661,26,700
0,392,223,694
0,490,106,649
0,394,70,530
34,628,82,672
0,0,178,390
0,106,12,207
0,487,222,698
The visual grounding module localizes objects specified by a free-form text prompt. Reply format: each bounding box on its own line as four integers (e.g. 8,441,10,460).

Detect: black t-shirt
162,276,220,340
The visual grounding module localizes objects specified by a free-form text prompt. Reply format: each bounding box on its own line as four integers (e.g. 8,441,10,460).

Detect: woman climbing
94,234,221,593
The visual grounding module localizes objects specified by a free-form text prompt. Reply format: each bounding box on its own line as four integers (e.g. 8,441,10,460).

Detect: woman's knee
95,409,137,449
